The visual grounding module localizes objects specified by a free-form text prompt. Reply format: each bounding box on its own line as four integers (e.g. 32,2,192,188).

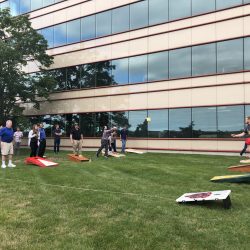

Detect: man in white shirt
13,127,23,156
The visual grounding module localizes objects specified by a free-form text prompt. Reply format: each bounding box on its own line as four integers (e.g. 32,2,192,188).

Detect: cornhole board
228,164,250,173
68,154,89,162
25,157,58,168
108,152,125,158
240,159,250,164
211,174,250,183
126,149,145,154
176,190,231,209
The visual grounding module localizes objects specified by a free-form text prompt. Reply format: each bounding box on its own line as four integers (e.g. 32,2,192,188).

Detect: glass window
192,107,217,138
130,0,148,30
79,64,96,89
95,113,110,137
95,61,112,87
43,0,55,7
79,113,95,137
217,105,244,137
31,0,43,11
96,11,111,37
245,105,250,117
42,26,54,48
244,38,250,70
192,43,216,76
169,0,191,21
20,0,30,14
66,66,81,89
169,108,192,138
9,0,20,16
111,112,129,128
81,15,96,41
148,51,168,82
112,6,129,34
217,39,243,73
67,19,80,44
216,0,242,10
148,110,168,138
169,47,191,79
149,0,168,25
129,110,148,137
51,115,66,135
129,55,148,83
54,23,66,47
53,68,67,91
66,114,80,136
112,58,129,85
244,0,250,3
192,0,215,16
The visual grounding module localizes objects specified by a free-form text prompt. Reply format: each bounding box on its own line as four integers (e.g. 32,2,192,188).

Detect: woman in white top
28,124,39,157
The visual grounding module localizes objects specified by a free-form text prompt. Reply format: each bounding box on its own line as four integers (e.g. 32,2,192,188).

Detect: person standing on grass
13,127,23,156
0,120,16,168
120,126,128,153
53,124,62,154
110,130,117,152
232,116,250,157
28,124,39,157
70,123,83,156
37,123,46,158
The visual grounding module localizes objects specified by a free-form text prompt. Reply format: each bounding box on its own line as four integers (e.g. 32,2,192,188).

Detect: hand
71,140,74,144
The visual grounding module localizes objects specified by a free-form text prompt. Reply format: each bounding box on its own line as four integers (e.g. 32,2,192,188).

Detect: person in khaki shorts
0,120,16,168
70,123,83,156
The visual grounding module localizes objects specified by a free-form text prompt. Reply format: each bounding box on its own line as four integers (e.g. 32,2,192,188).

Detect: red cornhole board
25,157,58,168
228,164,250,173
68,154,89,162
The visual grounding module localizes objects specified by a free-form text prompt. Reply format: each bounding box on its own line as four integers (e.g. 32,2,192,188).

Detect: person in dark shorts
53,124,62,154
70,123,83,156
231,116,250,156
28,124,39,157
120,126,128,153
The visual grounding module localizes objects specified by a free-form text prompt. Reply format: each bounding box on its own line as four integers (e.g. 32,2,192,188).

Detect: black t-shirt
70,128,82,140
244,124,250,138
54,128,61,139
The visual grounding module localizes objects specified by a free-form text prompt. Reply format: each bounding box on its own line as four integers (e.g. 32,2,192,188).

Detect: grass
0,150,250,250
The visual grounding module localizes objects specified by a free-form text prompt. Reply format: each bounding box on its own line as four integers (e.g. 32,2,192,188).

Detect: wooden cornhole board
228,164,250,173
240,159,250,164
108,152,125,158
126,148,145,154
25,157,58,168
176,190,232,209
68,154,89,162
211,174,250,183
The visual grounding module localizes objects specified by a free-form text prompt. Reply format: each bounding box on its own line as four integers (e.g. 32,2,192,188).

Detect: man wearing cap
70,123,84,156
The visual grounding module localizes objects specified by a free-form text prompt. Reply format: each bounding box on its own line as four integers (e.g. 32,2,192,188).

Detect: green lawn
0,150,249,250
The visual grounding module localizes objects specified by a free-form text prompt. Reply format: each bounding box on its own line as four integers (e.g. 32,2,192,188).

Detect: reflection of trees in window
41,115,52,137
133,119,148,137
66,66,81,89
79,113,95,137
65,114,79,136
95,61,114,87
129,111,148,137
95,112,110,136
52,68,67,91
110,112,129,128
79,64,96,88
51,115,66,135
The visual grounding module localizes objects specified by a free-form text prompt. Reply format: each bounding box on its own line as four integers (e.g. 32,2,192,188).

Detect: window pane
67,19,80,44
216,0,242,10
192,43,216,76
53,68,67,91
148,110,168,138
244,38,250,70
79,113,95,137
9,0,20,16
111,112,129,128
245,105,250,117
148,51,168,81
95,113,110,137
129,55,148,83
66,66,81,90
192,107,217,138
130,0,148,30
43,0,55,7
51,115,66,135
169,0,191,21
244,0,250,3
42,27,54,48
112,6,129,34
54,23,66,47
80,64,96,88
20,0,30,14
96,11,111,37
169,108,192,138
81,15,96,41
112,58,129,85
31,0,43,11
217,39,243,73
192,0,215,16
149,0,168,25
169,47,191,79
217,105,244,138
95,61,112,87
129,110,148,137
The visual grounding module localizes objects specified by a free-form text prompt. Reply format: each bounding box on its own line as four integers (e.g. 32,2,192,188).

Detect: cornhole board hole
25,157,58,168
176,190,231,209
126,149,145,154
228,164,250,173
240,159,250,164
211,174,250,183
68,154,89,162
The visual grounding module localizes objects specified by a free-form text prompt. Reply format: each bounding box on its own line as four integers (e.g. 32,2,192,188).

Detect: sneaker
8,163,16,168
1,164,6,169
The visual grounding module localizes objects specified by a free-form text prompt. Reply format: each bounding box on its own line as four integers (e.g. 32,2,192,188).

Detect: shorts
1,142,14,155
245,138,250,145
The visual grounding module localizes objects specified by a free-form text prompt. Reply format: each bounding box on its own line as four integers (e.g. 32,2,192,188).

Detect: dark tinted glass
149,0,168,25
112,58,129,85
244,38,250,70
111,112,129,128
129,55,148,83
67,19,80,44
79,113,95,137
130,0,148,30
20,0,30,14
54,23,67,47
129,110,148,137
66,66,81,89
95,112,110,136
192,107,217,138
148,51,168,81
95,61,113,87
53,68,67,91
42,27,54,48
41,115,52,137
112,6,129,34
192,43,216,76
217,39,243,73
80,64,96,88
169,0,191,21
216,0,242,10
51,115,66,135
169,47,191,79
192,0,215,15
217,105,244,137
148,110,168,138
96,11,111,37
81,15,96,41
169,108,192,138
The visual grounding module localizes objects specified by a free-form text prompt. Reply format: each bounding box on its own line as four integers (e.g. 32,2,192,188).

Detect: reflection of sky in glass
67,19,80,44
54,23,66,47
244,38,250,70
112,6,129,34
216,0,242,10
169,108,191,132
96,11,111,37
81,16,96,41
149,0,168,25
129,55,147,83
169,0,191,20
112,58,129,85
20,0,31,14
148,110,168,131
42,27,54,48
31,0,43,11
129,111,147,131
130,0,148,29
245,105,250,117
192,0,215,15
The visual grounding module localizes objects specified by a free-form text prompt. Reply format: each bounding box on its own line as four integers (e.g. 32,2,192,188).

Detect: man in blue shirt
0,120,16,168
38,123,46,158
120,126,128,153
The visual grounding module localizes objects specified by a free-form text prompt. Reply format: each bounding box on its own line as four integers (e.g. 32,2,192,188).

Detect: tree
0,8,56,124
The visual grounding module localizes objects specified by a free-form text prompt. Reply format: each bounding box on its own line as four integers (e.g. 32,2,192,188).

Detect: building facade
1,0,250,153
